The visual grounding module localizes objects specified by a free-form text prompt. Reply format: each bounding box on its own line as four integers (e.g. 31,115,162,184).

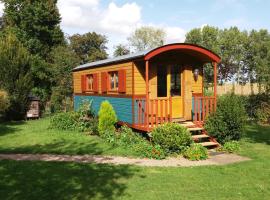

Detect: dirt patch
0,153,251,167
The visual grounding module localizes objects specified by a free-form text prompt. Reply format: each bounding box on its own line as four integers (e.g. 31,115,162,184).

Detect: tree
1,0,65,108
1,0,64,58
0,33,33,120
246,29,270,93
128,26,166,52
218,27,248,83
185,26,248,84
113,44,130,57
185,26,219,86
49,45,80,112
69,32,108,64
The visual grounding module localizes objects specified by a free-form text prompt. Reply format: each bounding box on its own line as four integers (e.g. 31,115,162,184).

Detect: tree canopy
113,44,130,57
128,26,166,52
0,33,33,119
185,26,270,93
69,32,108,64
1,0,64,58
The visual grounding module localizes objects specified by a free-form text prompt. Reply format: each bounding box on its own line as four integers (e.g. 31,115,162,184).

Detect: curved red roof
145,43,221,63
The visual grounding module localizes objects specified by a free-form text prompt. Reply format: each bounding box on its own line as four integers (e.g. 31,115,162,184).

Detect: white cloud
1,1,187,56
58,0,141,36
164,26,186,43
0,2,4,16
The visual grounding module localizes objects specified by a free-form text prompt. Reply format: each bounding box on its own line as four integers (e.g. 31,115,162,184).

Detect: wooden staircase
179,121,219,148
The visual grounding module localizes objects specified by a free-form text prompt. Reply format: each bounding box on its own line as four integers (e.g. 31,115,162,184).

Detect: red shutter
118,69,126,93
101,72,108,93
81,74,86,93
93,73,99,92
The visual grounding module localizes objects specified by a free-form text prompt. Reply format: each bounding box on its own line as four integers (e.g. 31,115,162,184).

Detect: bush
117,125,165,159
255,102,270,124
0,90,10,117
151,123,193,154
98,101,117,135
50,111,79,130
244,93,270,121
205,94,247,144
50,100,98,133
183,143,208,161
221,141,240,153
77,100,97,132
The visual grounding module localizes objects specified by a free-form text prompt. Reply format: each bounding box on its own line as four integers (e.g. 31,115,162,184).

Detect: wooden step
188,127,204,131
200,142,219,147
192,134,210,139
172,118,186,123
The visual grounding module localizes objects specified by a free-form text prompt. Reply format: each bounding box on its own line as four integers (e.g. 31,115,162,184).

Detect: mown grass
0,118,137,157
0,119,269,199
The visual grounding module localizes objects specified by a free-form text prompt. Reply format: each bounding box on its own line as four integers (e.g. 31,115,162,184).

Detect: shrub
77,100,97,132
255,102,270,124
49,100,98,133
117,125,165,159
222,141,240,153
244,93,270,121
98,101,117,135
183,143,208,161
0,90,10,116
151,123,193,154
118,126,140,146
133,142,165,160
205,94,247,144
50,111,79,130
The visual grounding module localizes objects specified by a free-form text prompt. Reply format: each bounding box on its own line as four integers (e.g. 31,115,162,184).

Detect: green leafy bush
255,102,270,124
77,100,97,132
0,90,10,117
244,93,270,121
222,141,240,153
98,101,117,135
50,100,98,133
183,143,208,161
151,123,193,154
50,111,79,130
205,94,247,144
133,142,165,159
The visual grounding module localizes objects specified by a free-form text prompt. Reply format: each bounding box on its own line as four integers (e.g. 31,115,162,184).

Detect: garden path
0,153,250,167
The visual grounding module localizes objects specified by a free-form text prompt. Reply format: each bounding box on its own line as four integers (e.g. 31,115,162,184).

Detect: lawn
0,119,270,200
0,118,136,157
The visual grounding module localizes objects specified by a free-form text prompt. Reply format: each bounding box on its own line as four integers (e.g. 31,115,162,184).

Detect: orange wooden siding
73,62,133,95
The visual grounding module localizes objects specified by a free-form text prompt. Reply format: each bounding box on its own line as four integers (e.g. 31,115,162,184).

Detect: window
157,67,167,97
109,71,118,90
87,74,94,91
170,65,181,96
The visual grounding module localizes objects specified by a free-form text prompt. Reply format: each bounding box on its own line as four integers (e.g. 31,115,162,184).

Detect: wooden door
183,66,193,120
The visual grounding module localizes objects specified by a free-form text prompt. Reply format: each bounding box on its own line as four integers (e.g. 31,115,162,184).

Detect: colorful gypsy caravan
72,43,221,138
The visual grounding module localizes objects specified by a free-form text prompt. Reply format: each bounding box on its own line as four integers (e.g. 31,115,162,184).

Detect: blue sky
1,0,270,55
103,0,270,30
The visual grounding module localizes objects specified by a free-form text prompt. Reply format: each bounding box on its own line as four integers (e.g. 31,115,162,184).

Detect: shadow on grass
0,121,25,136
244,124,270,145
0,160,139,200
0,139,116,156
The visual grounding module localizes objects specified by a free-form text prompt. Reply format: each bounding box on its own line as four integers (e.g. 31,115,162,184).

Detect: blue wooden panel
74,95,133,124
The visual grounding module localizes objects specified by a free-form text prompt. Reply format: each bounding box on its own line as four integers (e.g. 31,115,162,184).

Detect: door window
170,66,181,96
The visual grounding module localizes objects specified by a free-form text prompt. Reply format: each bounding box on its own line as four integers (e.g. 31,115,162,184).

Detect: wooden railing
193,96,216,123
134,97,172,129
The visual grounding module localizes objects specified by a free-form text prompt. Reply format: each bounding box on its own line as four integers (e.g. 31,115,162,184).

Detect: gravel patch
0,153,251,167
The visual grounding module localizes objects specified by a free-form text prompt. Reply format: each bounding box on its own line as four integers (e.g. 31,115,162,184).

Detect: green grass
0,119,270,199
0,118,136,157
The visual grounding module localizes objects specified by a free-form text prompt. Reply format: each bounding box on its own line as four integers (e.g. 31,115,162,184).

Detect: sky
1,0,270,56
